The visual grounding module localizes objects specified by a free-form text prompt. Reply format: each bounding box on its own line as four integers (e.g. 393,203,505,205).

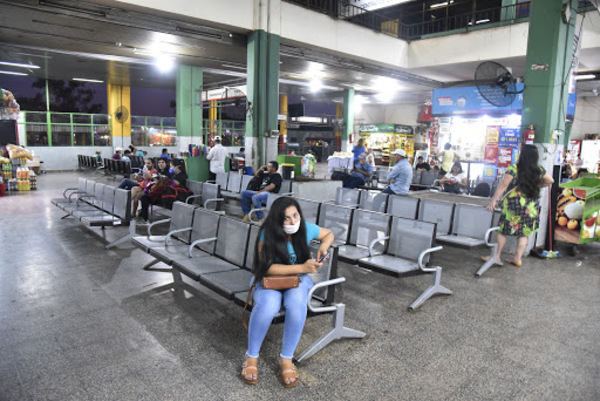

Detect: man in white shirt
206,136,229,180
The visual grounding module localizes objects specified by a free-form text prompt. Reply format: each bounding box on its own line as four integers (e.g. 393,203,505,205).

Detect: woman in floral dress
484,145,554,266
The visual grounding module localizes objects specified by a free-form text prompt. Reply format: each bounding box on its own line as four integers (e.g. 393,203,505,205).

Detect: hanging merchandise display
555,177,600,244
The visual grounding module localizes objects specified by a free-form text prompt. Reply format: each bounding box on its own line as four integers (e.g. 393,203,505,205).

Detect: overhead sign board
431,83,524,115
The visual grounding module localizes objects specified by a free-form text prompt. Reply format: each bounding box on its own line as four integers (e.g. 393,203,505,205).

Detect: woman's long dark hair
253,197,310,283
516,144,542,199
451,162,463,174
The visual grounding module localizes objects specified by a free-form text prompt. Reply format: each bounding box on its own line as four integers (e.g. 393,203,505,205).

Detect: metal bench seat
338,209,391,264
357,217,451,311
199,268,254,299
172,255,238,281
318,203,354,246
51,178,87,206
436,235,486,248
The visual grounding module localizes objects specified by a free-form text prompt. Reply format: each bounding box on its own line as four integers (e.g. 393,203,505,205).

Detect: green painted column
176,65,203,142
246,30,280,168
521,0,576,144
342,88,354,152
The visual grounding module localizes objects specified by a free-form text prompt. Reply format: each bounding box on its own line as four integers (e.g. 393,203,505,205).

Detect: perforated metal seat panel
131,236,170,252
337,245,371,263
388,217,436,263
358,191,388,213
215,172,228,189
189,209,220,254
295,198,320,224
172,255,239,280
451,204,494,239
419,199,453,236
318,203,353,245
358,254,420,275
387,196,419,219
437,235,485,248
168,202,196,243
199,268,253,299
214,216,250,266
148,242,191,264
335,187,360,206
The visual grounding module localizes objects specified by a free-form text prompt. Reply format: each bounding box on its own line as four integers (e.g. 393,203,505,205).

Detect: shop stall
431,84,525,189
555,177,600,245
358,124,414,165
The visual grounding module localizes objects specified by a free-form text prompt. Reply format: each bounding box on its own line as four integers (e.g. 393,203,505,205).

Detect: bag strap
242,282,256,332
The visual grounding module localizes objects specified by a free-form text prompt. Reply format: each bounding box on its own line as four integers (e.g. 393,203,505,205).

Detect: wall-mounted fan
474,61,524,107
115,105,129,123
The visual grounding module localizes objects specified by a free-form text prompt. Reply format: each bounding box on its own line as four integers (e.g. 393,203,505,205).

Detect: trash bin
282,163,295,180
245,166,253,176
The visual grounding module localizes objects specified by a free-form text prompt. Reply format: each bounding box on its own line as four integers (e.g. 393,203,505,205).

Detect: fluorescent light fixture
476,19,490,24
309,79,323,93
0,61,40,69
155,56,175,73
0,70,28,76
73,77,104,83
431,1,453,9
575,74,596,80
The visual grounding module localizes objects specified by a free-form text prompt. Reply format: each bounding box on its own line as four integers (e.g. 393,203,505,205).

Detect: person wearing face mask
241,197,334,388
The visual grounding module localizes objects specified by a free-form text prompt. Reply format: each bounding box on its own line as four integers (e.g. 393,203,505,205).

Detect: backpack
161,185,193,209
246,175,264,191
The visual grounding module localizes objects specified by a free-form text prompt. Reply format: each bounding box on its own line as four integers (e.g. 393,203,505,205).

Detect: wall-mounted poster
484,144,498,164
498,147,513,168
486,126,500,144
499,128,520,148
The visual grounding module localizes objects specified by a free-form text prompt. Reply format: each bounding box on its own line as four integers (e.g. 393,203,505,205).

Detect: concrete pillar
521,0,578,248
342,89,354,152
246,29,280,169
176,65,203,151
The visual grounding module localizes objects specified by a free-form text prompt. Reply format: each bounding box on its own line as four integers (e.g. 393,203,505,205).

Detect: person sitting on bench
343,153,372,189
242,197,334,387
241,161,282,222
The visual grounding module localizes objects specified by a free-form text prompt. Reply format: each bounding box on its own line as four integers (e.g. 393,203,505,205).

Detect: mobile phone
317,253,330,263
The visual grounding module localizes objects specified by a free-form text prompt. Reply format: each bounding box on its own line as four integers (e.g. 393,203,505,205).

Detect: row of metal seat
50,177,134,249
78,155,99,169
131,202,365,362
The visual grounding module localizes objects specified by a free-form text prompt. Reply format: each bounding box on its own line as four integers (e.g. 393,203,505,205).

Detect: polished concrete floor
1,170,599,401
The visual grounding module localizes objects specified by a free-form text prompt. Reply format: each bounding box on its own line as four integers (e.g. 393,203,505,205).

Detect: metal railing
285,1,531,41
22,111,178,147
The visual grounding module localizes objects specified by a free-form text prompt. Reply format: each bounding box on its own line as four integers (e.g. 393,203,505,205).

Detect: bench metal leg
475,244,503,277
105,224,135,249
295,304,365,363
409,267,452,311
142,258,171,272
61,213,71,219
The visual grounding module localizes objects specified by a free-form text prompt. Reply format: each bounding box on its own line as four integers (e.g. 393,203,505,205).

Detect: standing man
206,136,229,181
240,161,282,222
352,138,366,163
343,153,372,189
382,149,412,195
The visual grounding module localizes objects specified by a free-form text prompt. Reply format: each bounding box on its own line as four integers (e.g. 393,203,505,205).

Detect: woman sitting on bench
242,197,334,388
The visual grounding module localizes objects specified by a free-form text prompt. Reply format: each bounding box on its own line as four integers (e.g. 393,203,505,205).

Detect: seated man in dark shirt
415,156,431,171
241,161,282,221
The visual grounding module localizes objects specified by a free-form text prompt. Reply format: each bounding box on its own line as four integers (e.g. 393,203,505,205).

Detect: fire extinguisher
524,124,535,145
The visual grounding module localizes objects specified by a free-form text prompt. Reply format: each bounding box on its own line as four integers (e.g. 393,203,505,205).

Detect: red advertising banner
485,125,500,144
484,144,498,164
497,147,513,168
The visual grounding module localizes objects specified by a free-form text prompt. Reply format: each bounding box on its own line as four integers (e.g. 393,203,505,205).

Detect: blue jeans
118,178,137,190
241,190,269,219
246,274,313,359
381,186,396,195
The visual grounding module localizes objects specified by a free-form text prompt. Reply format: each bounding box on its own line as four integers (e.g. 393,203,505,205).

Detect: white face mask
283,220,301,235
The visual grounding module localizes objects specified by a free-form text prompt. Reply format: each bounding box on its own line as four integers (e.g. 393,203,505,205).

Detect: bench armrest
204,197,224,210
146,218,171,237
189,236,218,258
68,190,86,201
368,236,390,257
279,191,293,196
307,277,346,313
417,245,443,273
186,194,202,204
248,207,263,223
63,187,78,198
166,227,193,246
205,180,216,184
485,226,500,246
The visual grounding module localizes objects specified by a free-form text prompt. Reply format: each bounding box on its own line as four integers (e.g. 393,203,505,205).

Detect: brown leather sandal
241,357,258,384
279,359,299,388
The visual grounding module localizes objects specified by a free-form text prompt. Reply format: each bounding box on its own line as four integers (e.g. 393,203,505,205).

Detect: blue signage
432,83,524,115
499,128,520,148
